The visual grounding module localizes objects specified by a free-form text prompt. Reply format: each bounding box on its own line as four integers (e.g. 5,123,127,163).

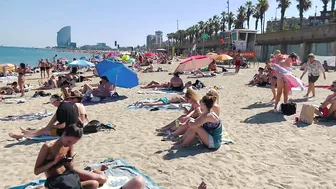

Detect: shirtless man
39,58,47,79
234,50,243,73
315,80,336,119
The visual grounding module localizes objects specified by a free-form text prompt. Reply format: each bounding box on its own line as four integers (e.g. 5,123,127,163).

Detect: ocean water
0,46,91,66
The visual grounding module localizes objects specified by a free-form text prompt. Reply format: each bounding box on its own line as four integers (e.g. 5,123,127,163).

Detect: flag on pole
203,33,209,39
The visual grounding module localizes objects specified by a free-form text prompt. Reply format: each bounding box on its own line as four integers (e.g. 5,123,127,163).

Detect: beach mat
0,112,53,121
315,85,331,89
9,158,161,189
128,98,190,110
82,94,126,105
137,89,183,95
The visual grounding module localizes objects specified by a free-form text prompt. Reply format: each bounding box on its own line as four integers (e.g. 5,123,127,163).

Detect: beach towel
315,85,331,89
273,64,306,91
29,136,59,141
137,89,183,95
3,98,26,104
0,112,53,121
128,98,191,110
10,158,161,189
82,93,121,105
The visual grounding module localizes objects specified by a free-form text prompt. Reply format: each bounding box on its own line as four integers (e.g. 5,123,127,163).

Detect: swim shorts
308,75,319,83
158,97,169,104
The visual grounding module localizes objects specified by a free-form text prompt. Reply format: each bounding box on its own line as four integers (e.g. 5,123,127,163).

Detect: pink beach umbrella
175,55,214,72
60,58,68,62
145,52,156,57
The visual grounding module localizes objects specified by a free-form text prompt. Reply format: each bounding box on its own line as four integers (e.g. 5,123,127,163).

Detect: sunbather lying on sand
140,81,170,89
37,75,57,90
315,80,336,119
0,81,20,95
135,95,187,107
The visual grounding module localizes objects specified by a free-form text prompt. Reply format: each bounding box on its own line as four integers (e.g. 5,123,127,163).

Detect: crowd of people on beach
2,48,336,189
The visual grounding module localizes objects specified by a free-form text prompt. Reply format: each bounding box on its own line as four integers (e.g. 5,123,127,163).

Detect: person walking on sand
300,53,326,98
16,63,26,97
234,50,243,74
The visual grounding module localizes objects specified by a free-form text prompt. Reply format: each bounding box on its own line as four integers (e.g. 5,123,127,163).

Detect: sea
0,46,91,66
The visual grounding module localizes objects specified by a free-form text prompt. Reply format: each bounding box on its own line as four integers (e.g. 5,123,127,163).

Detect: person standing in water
234,50,243,73
300,53,326,98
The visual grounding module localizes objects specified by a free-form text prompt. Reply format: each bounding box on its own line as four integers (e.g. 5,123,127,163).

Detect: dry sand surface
1,63,336,189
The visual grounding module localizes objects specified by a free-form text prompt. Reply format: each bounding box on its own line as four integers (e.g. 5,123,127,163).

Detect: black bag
281,102,297,115
45,171,83,189
83,120,101,134
83,120,115,134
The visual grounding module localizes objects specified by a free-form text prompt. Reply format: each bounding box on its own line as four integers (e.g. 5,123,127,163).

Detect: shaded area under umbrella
96,60,139,88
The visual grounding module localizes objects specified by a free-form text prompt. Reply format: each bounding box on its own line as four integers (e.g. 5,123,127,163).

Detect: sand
1,63,336,189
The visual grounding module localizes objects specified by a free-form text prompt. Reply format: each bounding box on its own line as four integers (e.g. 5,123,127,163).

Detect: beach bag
45,171,82,189
300,104,315,124
83,120,102,134
281,102,297,116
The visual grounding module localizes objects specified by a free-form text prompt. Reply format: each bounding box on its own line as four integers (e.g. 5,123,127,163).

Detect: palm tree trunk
247,17,250,29
262,12,266,33
280,10,285,30
332,0,335,12
260,18,263,33
255,19,259,30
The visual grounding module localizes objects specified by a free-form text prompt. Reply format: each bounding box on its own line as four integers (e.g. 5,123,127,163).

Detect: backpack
83,120,115,134
281,102,297,116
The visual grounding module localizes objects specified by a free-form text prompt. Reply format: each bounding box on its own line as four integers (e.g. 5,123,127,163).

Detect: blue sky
0,0,324,47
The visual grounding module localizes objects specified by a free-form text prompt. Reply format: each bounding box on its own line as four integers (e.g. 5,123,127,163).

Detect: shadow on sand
5,139,47,148
243,110,286,124
241,102,274,109
155,144,217,160
83,95,128,106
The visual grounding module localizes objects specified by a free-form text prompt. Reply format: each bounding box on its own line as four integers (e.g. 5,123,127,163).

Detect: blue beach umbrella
80,56,87,60
96,60,139,88
68,60,95,67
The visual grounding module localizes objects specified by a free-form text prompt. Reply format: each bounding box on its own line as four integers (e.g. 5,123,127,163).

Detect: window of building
238,33,247,41
232,33,237,40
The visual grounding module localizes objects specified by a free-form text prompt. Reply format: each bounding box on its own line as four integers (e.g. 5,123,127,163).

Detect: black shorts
46,67,51,70
171,86,183,92
40,67,46,71
308,75,319,83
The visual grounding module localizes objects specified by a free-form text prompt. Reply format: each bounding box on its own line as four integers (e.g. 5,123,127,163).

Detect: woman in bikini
39,58,47,79
172,94,222,149
68,90,89,125
170,72,184,91
34,123,145,189
156,88,201,133
273,52,296,111
17,63,26,97
165,89,220,141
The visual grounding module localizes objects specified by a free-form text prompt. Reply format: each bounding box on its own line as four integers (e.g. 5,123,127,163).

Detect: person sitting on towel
33,123,145,189
134,95,187,107
315,80,336,119
68,90,89,125
81,76,114,98
9,94,78,140
170,72,184,91
246,67,268,86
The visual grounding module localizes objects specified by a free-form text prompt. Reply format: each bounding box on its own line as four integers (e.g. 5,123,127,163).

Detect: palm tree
227,12,235,30
198,21,205,42
253,6,261,30
221,11,227,31
296,0,312,27
322,0,330,16
236,6,247,29
212,15,221,36
245,1,254,29
258,0,269,33
276,0,291,30
332,0,335,12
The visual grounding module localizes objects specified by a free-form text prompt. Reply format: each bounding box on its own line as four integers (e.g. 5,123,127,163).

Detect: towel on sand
10,158,161,189
128,98,191,110
0,112,53,121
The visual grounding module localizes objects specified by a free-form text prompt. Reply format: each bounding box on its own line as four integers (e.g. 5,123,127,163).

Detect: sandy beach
1,63,336,189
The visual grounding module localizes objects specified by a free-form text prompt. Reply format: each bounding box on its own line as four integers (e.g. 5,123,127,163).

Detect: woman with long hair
172,94,222,149
34,123,145,189
17,63,26,97
156,88,200,133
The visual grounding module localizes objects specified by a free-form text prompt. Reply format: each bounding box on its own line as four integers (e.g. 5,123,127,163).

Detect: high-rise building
155,31,163,46
57,26,71,47
146,35,156,50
